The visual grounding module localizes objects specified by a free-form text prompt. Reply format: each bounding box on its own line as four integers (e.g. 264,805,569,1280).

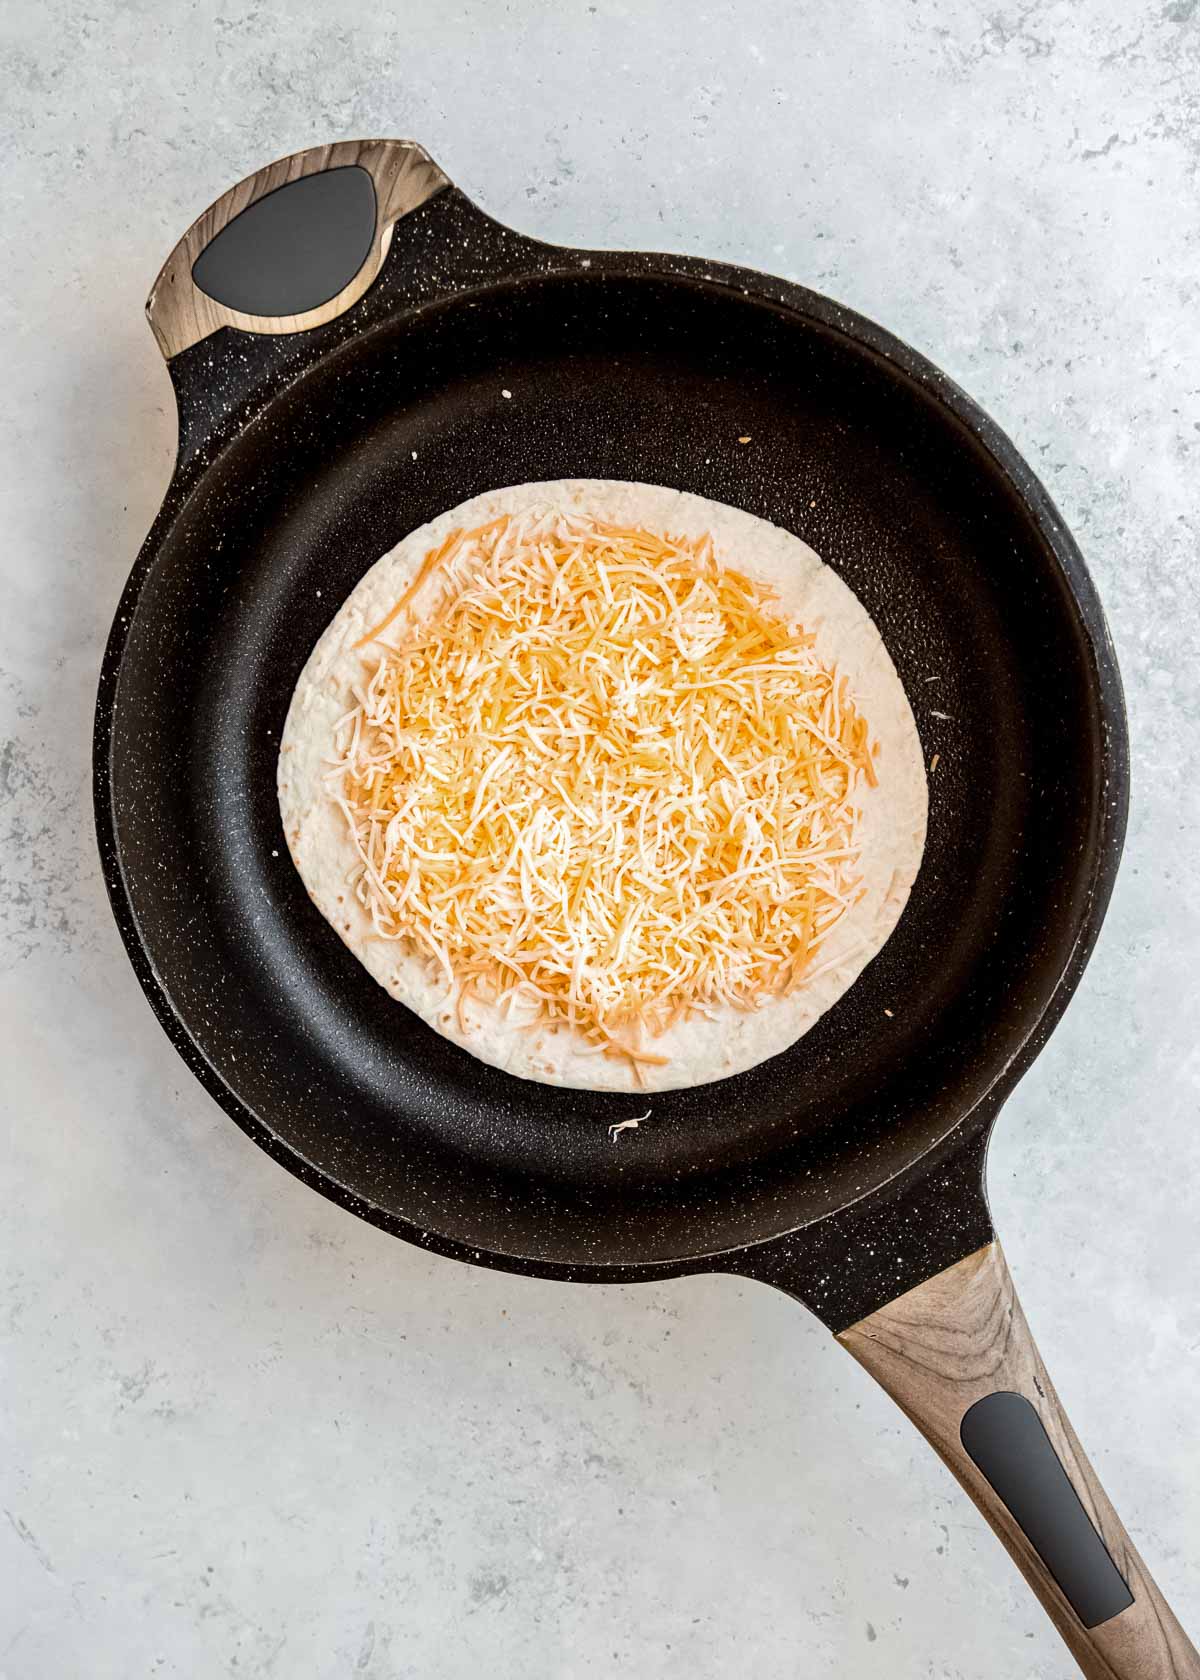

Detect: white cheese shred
609,1111,650,1142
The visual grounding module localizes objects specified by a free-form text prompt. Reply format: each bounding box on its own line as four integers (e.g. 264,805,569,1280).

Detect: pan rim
94,234,1130,1281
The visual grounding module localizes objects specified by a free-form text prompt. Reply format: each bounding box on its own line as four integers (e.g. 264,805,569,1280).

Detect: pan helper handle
839,1243,1199,1679
145,139,449,360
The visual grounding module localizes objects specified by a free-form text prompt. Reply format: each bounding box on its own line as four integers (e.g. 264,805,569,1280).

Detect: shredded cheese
329,511,878,1066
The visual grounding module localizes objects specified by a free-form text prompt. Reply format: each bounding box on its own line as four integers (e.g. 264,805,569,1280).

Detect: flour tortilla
278,480,927,1092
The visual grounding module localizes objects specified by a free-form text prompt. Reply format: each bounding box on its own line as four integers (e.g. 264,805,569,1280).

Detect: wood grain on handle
146,139,449,360
839,1242,1197,1679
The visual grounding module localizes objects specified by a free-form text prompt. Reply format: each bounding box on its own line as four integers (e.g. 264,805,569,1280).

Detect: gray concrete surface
3,3,1199,1675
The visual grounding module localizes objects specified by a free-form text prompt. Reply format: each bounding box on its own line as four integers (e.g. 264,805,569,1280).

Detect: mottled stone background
2,3,1198,1676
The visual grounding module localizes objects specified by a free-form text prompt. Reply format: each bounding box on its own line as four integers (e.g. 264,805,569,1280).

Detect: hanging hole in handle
190,165,378,318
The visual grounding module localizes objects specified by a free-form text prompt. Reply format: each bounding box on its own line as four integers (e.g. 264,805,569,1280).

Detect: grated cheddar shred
330,511,878,1068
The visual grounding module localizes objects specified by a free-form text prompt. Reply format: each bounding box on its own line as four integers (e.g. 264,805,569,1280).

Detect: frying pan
95,139,1198,1677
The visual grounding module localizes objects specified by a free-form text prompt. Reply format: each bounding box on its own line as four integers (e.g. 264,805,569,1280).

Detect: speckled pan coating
94,171,1128,1333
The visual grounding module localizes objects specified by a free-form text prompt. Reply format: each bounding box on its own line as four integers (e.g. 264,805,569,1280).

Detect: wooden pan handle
839,1242,1197,1678
146,139,449,360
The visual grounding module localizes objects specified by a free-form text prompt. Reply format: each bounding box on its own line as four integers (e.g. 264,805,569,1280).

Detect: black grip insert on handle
190,165,377,318
960,1392,1134,1629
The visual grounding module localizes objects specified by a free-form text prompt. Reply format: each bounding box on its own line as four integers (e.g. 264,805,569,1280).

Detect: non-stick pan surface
96,144,1198,1675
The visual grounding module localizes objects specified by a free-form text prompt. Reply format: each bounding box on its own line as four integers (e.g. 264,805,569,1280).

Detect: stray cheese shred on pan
329,512,878,1071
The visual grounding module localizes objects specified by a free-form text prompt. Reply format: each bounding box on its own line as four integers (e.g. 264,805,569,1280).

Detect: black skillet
95,141,1198,1677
